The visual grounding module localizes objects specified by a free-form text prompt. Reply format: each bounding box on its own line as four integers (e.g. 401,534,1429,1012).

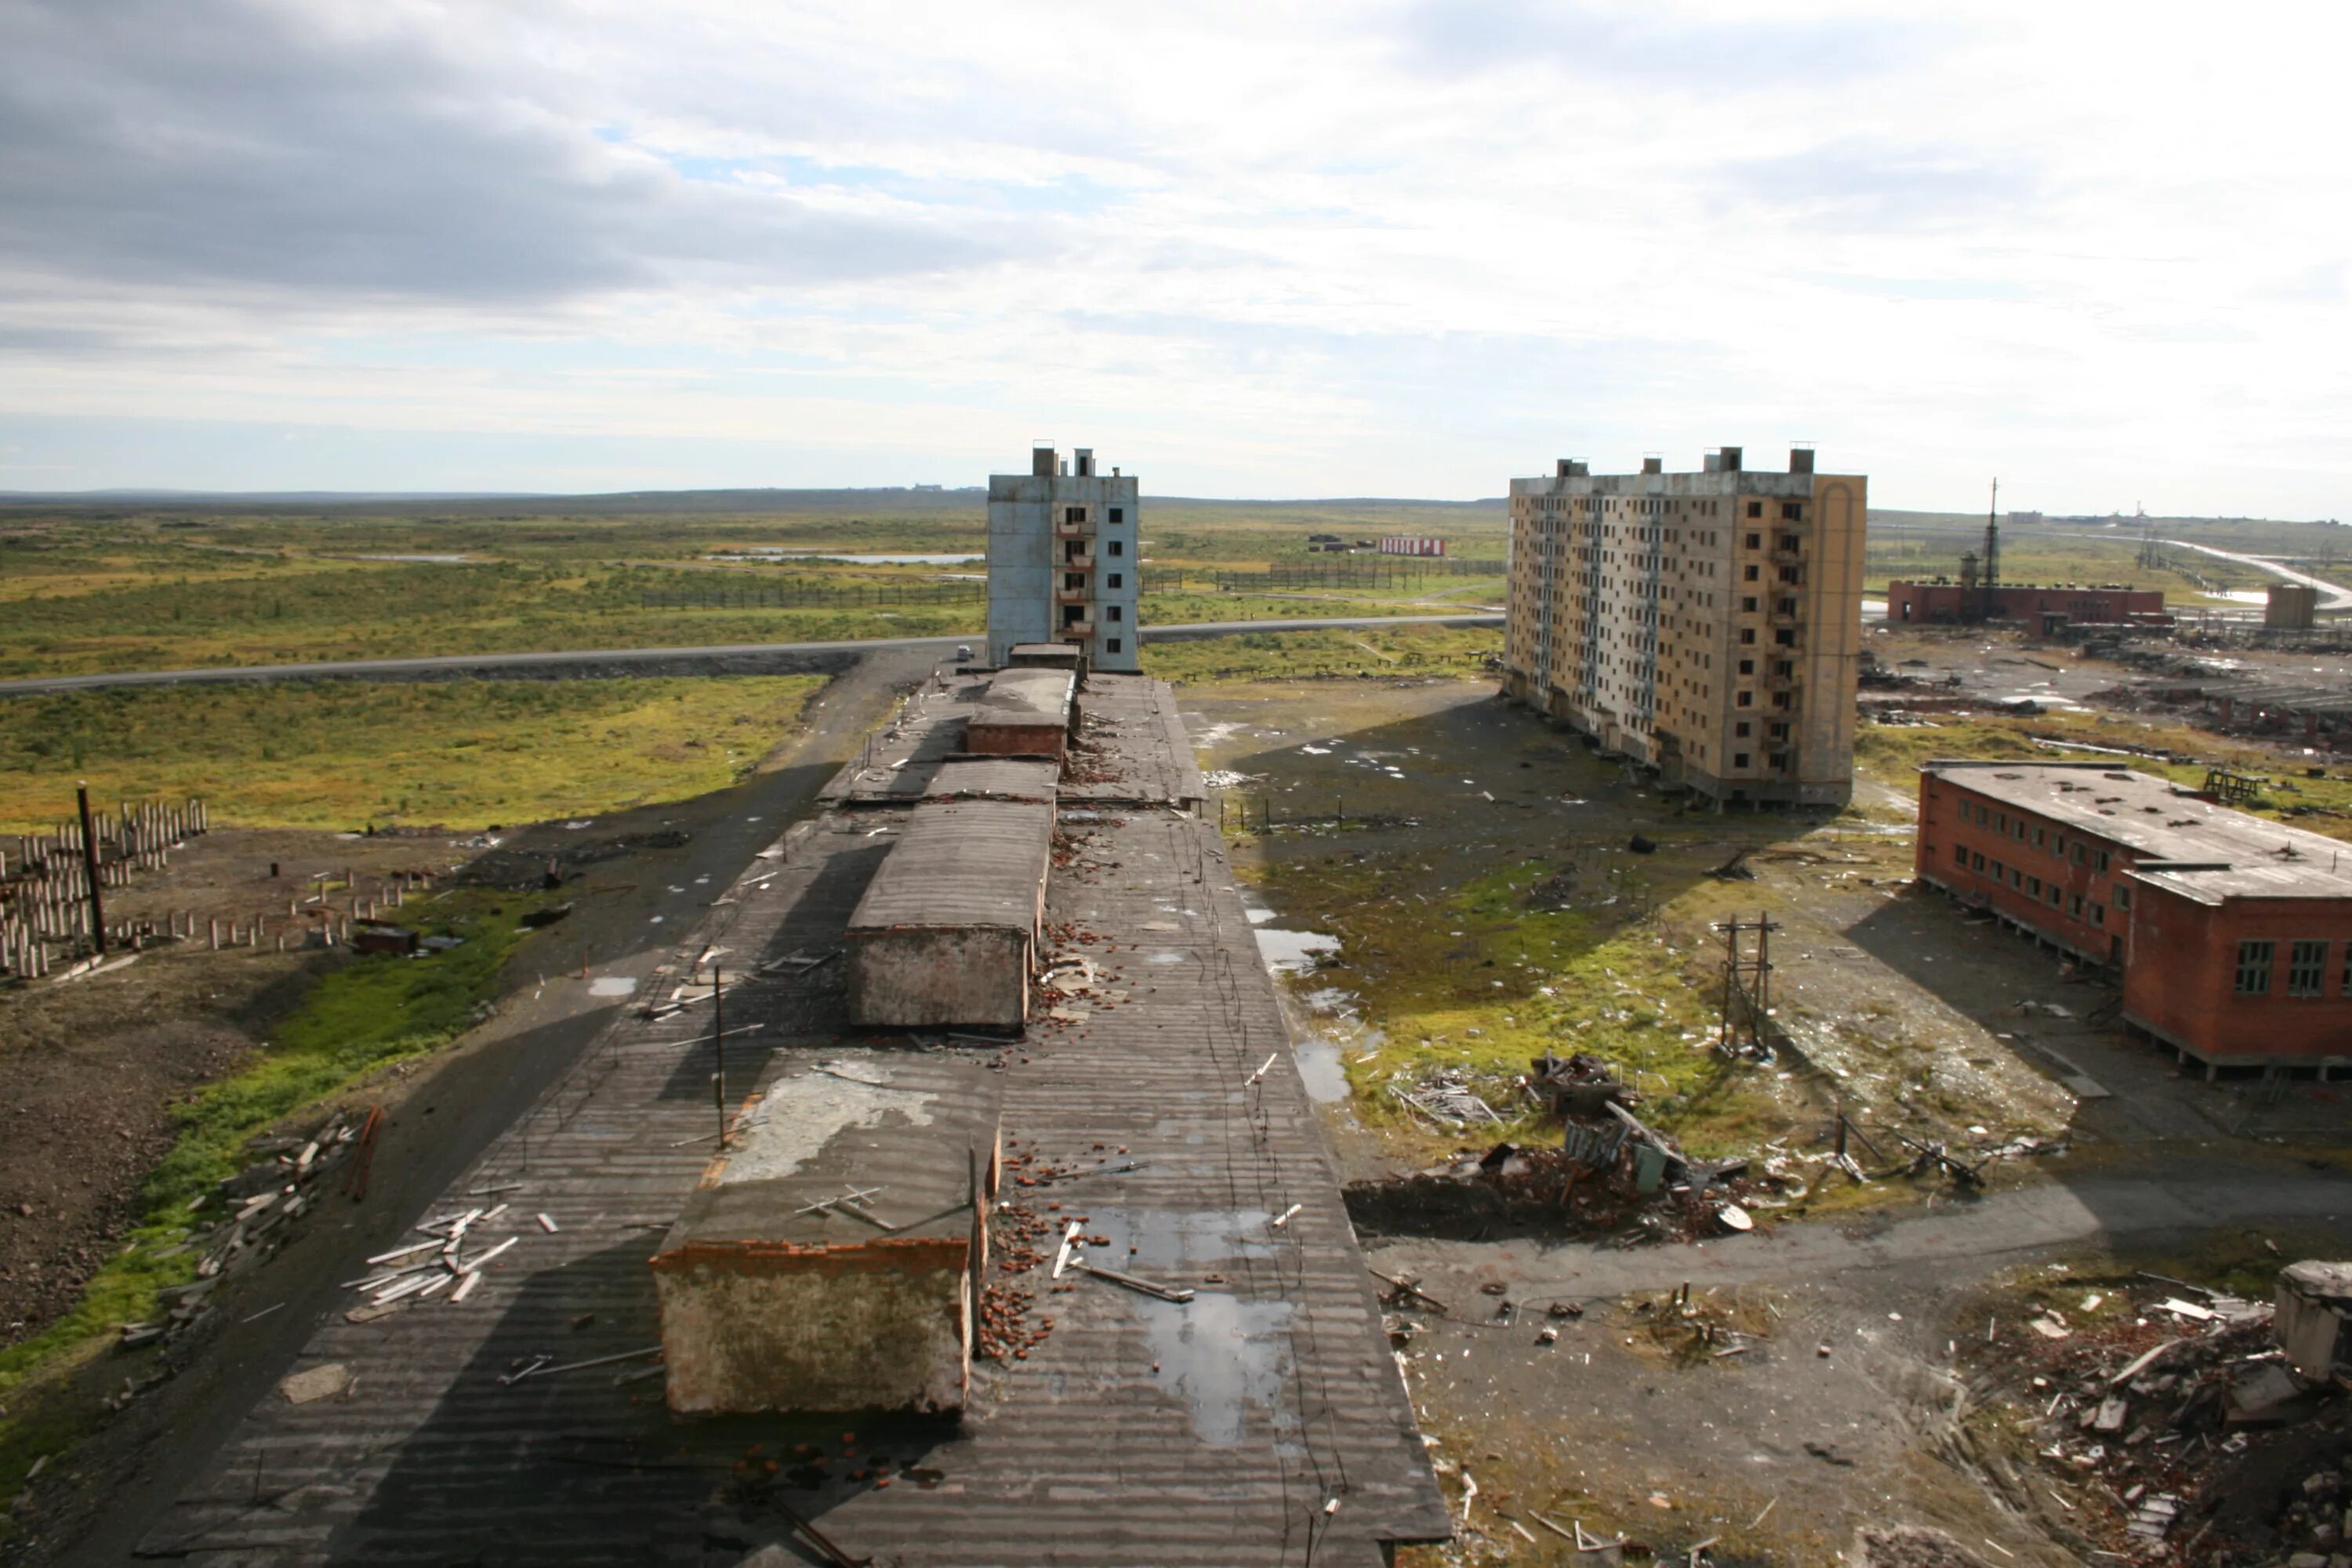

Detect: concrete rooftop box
2278,1261,2352,1380
651,1051,1004,1417
1006,641,1086,678
964,667,1077,759
922,758,1061,804
845,798,1054,1029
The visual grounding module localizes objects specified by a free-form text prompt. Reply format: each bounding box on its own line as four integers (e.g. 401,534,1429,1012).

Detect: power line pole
74,782,106,956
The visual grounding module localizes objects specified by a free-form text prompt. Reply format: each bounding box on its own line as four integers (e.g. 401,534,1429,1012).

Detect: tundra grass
1252,851,1785,1158
1143,624,1501,684
0,674,823,833
0,886,556,1521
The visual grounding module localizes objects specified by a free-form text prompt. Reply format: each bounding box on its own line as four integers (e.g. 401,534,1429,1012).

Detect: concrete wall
965,720,1068,759
847,924,1032,1029
655,1237,972,1414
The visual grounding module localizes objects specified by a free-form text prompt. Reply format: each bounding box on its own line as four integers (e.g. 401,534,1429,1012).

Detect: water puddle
1294,1036,1348,1102
588,976,637,997
1253,928,1338,974
1083,1207,1294,1446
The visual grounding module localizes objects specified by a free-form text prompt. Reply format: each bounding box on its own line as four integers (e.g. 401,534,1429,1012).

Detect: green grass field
0,675,824,833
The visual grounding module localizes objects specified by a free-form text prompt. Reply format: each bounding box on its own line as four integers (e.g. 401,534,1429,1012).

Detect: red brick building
1915,761,2352,1075
1887,581,2168,629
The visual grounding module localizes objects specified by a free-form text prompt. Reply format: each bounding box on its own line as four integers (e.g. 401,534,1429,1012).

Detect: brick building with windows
1503,445,1867,806
1916,760,2352,1075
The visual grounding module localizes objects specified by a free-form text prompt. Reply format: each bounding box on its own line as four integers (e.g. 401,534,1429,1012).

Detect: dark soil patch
0,969,282,1348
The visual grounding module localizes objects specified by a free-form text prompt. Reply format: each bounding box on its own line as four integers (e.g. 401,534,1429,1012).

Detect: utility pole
1981,477,2001,623
1713,911,1781,1057
712,967,728,1148
74,782,105,956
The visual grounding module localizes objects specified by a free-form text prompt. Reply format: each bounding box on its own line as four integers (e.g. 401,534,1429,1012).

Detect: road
2153,537,2352,610
0,612,1503,697
1371,1163,2352,1304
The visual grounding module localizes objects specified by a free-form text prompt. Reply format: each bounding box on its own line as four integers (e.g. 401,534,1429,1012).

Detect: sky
0,0,2347,514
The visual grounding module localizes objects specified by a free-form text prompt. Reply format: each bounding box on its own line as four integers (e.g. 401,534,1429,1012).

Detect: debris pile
1966,1268,2352,1563
343,1187,543,1322
118,1107,379,1349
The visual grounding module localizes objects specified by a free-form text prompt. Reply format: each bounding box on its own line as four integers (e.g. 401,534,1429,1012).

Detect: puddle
1253,928,1338,974
1294,1036,1348,1102
1143,1294,1296,1446
1148,951,1188,965
1081,1206,1294,1446
1243,904,1276,926
588,976,637,997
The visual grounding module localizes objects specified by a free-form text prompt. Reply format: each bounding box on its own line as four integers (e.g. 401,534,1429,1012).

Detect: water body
1253,927,1338,974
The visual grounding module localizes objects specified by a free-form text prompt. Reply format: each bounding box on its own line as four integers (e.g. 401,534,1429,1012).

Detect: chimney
1789,446,1814,474
1075,448,1094,477
1641,456,1664,475
1719,446,1743,473
1032,444,1056,478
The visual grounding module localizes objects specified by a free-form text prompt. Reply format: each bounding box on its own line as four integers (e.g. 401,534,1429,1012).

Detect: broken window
2237,940,2275,995
2289,939,2327,996
2090,902,2104,925
1109,507,1124,523
1734,752,1750,768
1737,690,1754,707
1107,573,1123,588
1739,659,1755,675
1108,540,1124,557
1746,505,1762,521
1107,604,1123,622
1065,506,1087,524
1106,637,1122,654
1744,565,1760,582
1781,503,1804,521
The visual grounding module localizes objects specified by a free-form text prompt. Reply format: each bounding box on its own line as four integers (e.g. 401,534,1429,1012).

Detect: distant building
1503,445,1867,807
2267,583,2321,630
985,445,1140,672
1378,536,1446,557
1917,760,2352,1075
1886,580,2167,630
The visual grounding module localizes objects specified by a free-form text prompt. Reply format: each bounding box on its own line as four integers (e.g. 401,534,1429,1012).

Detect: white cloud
0,0,2347,512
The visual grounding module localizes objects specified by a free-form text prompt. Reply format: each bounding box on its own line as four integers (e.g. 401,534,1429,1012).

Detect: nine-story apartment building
1503,445,1867,806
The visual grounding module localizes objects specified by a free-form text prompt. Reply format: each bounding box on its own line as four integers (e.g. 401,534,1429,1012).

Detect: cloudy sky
1,0,2346,513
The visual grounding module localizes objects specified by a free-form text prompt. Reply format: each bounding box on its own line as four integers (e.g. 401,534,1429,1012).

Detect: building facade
1886,580,2168,628
1503,445,1867,806
986,445,1141,672
1915,760,2352,1073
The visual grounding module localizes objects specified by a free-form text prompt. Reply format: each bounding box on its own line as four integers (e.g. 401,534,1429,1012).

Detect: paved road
2154,537,2352,610
1372,1165,2352,1303
0,612,1504,697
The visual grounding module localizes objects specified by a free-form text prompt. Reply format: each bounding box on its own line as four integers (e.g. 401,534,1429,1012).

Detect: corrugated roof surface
1061,674,1207,808
845,800,1052,934
145,678,1443,1567
1926,760,2352,905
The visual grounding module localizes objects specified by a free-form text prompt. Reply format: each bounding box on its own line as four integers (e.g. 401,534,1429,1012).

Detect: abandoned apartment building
1885,579,2172,633
1502,444,1868,806
143,656,1447,1566
986,443,1141,673
1917,760,2352,1076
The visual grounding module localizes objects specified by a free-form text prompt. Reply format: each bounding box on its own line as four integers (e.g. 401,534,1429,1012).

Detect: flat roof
923,758,1059,803
847,798,1053,933
973,667,1074,728
1924,760,2352,906
658,1050,1000,1256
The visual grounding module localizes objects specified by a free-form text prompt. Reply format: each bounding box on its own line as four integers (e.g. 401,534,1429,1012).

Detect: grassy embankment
0,675,826,833
1143,622,1501,684
0,885,557,1512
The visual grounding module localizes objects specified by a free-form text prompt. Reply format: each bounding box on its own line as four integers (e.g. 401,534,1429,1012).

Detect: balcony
1054,516,1094,539
1055,586,1091,605
1061,550,1096,571
1060,617,1095,637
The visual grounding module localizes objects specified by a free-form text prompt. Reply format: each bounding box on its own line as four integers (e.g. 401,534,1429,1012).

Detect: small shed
845,799,1054,1028
651,1052,1003,1416
2276,1260,2352,1379
964,668,1077,759
350,921,419,956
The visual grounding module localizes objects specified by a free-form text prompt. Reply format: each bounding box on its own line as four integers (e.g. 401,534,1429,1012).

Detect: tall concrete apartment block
1504,445,1867,806
986,444,1141,672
